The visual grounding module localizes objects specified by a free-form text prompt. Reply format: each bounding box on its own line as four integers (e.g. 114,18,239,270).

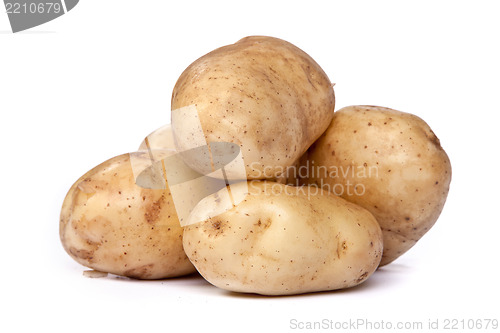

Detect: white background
1,1,499,332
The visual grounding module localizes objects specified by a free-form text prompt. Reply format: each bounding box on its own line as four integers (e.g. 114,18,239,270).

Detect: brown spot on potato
356,271,369,283
144,194,165,224
69,247,94,261
336,240,348,259
426,129,441,148
124,264,155,279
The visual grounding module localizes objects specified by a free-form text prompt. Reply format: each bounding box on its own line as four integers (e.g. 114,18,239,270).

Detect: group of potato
60,36,451,295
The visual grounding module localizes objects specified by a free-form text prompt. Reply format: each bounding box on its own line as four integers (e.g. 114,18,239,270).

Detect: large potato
171,36,335,180
183,181,383,295
60,152,196,279
304,105,452,266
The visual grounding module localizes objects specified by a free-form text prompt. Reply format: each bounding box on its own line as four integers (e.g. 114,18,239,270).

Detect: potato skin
171,36,335,180
304,105,452,266
183,181,383,295
138,124,176,151
60,152,196,279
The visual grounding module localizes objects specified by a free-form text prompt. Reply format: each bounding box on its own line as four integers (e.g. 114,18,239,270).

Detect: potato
138,124,176,151
304,105,452,266
60,152,196,279
171,36,335,180
183,181,383,295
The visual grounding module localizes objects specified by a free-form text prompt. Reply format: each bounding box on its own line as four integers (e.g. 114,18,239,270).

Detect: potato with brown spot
303,105,452,266
60,152,196,279
183,181,383,295
171,36,335,180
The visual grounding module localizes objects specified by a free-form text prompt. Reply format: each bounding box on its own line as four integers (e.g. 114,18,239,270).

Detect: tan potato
171,36,335,180
138,124,176,151
304,105,452,266
183,181,383,295
60,152,196,279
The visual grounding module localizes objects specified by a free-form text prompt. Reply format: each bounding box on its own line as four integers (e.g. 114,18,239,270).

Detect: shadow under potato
220,264,409,299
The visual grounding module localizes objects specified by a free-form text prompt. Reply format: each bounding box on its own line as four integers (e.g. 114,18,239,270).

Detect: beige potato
60,152,196,279
171,36,335,180
183,181,383,295
304,105,452,266
138,124,176,151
